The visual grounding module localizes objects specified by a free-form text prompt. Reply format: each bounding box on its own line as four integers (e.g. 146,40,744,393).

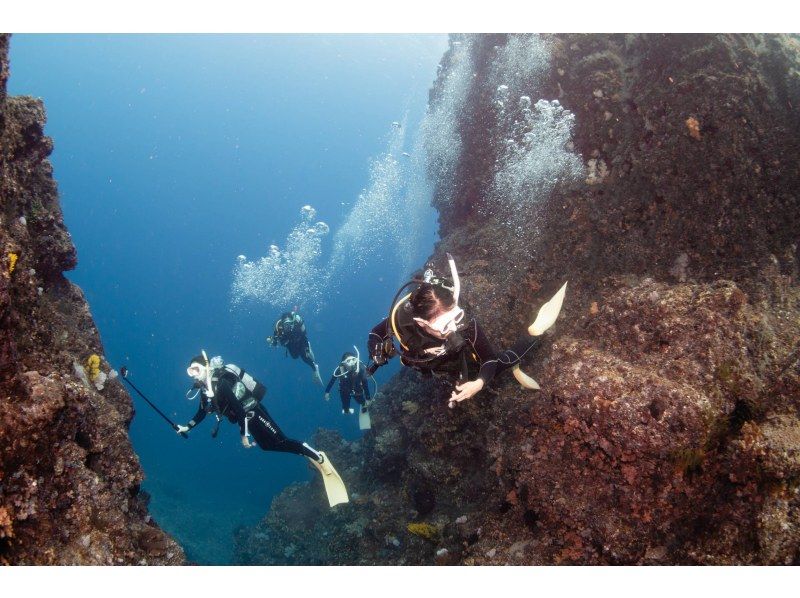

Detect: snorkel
201,350,214,398
447,252,460,304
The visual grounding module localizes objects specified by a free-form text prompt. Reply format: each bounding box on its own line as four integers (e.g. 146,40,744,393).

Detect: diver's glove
175,424,190,435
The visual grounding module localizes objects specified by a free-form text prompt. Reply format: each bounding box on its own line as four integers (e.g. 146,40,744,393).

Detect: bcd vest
210,364,267,415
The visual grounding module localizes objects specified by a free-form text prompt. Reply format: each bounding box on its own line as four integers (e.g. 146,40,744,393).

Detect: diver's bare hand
241,435,254,449
448,379,485,408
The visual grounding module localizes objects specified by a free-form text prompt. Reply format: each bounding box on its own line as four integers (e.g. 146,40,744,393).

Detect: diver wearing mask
366,254,567,407
176,351,348,507
267,310,323,385
324,347,373,415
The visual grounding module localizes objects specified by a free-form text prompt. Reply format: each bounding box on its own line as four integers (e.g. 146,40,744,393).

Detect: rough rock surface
0,34,184,564
235,33,800,566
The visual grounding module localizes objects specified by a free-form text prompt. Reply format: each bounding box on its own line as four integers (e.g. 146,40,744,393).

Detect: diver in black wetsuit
177,354,321,456
266,311,323,385
366,254,566,407
176,353,349,507
324,350,372,414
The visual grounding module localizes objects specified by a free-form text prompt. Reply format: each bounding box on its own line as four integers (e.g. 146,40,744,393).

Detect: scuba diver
176,351,348,507
366,253,566,407
324,347,375,430
266,310,323,385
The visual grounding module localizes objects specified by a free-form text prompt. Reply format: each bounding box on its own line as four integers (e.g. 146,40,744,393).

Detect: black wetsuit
367,307,538,386
270,313,317,370
186,368,317,460
325,366,371,411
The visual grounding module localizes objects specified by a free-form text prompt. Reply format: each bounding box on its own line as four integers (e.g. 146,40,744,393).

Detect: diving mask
414,305,465,337
187,363,206,381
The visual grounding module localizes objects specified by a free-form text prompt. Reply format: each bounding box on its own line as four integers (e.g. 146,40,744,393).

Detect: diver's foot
342,408,354,414
302,441,324,464
360,406,368,414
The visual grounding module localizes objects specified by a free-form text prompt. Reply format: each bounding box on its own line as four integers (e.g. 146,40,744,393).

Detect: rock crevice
0,34,183,565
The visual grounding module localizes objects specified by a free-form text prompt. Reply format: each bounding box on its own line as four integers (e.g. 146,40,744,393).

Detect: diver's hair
411,283,455,321
340,352,355,361
188,355,206,366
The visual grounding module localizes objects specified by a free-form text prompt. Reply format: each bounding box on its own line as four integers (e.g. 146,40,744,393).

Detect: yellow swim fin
358,405,372,430
528,282,567,337
512,364,540,390
308,451,349,508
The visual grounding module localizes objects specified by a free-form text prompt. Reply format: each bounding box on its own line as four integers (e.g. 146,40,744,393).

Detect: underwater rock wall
238,34,800,565
0,34,184,564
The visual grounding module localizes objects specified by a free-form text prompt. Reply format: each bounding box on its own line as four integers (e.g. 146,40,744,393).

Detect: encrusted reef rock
237,34,800,565
0,34,184,564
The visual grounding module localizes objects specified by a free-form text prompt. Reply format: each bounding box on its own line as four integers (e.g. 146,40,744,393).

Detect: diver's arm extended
448,321,498,405
268,320,282,346
367,319,392,373
186,400,207,430
324,375,336,394
471,320,501,385
450,322,539,407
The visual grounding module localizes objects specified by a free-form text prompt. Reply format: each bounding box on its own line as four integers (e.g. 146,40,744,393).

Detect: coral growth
6,252,17,275
407,523,440,541
85,354,101,381
685,116,702,140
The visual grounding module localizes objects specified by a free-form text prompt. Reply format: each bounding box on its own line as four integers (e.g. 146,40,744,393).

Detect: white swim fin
359,405,372,430
311,365,323,386
512,364,540,390
308,451,349,508
528,282,567,337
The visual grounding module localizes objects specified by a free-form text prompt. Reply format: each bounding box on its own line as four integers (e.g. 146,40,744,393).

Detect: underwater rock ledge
0,34,184,565
236,34,800,565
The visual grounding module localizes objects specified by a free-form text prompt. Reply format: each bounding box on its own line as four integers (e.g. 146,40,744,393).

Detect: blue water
8,33,447,564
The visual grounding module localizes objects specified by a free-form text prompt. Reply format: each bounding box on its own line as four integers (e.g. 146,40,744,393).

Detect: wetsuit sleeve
324,375,336,394
269,321,280,346
469,320,500,385
216,379,247,435
367,319,392,374
187,400,207,429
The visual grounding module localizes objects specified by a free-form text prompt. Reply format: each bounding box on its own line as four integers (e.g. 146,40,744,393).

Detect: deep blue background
8,33,446,563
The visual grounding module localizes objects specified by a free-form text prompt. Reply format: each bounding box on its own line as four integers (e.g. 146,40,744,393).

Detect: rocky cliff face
235,34,800,565
0,34,183,565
